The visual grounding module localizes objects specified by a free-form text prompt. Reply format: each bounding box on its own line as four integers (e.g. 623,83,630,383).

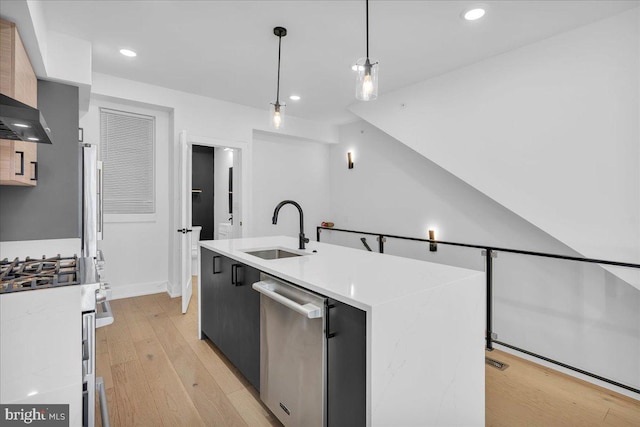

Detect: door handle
30,161,38,181
231,263,242,286
213,256,221,274
176,228,193,234
15,151,24,176
326,302,336,338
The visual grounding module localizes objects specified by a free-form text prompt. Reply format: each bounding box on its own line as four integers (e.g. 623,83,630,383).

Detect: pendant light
270,27,287,130
354,0,378,101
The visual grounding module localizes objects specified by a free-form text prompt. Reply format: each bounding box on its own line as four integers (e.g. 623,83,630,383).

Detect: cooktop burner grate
0,255,79,293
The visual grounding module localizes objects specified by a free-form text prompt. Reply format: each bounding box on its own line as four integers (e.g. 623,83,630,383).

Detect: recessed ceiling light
463,8,486,21
289,95,301,101
12,123,30,128
119,48,137,57
27,137,39,141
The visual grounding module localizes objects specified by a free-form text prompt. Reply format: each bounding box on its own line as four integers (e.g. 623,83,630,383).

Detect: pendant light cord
365,0,369,58
276,34,282,104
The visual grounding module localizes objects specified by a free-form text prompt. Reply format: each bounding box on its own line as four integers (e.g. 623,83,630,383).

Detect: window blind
100,108,155,214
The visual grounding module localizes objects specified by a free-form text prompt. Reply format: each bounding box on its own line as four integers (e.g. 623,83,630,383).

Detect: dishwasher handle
252,281,323,319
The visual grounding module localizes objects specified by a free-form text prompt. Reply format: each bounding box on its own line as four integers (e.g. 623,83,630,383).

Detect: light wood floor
485,350,640,426
96,287,640,426
95,286,282,427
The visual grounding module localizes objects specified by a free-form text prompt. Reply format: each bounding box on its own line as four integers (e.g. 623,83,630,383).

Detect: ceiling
37,0,639,124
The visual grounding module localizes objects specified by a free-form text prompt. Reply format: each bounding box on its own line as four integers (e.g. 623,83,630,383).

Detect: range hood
0,93,52,144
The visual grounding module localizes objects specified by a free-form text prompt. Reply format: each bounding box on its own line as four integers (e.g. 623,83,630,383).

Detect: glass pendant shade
269,102,285,130
355,57,378,101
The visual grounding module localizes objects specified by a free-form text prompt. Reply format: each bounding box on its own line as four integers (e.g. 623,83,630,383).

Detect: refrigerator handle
97,161,104,240
96,377,111,427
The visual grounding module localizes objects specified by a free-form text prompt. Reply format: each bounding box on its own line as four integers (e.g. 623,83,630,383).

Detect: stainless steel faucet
272,200,309,250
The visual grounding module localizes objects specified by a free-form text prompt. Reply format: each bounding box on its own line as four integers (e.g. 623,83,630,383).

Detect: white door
179,131,193,314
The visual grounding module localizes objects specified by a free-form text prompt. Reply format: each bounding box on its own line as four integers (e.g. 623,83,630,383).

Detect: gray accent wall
0,80,80,241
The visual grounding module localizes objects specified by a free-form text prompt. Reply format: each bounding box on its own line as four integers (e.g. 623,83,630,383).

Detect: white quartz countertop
200,236,483,311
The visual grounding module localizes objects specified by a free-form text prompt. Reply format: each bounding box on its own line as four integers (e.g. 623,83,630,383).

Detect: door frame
178,131,251,329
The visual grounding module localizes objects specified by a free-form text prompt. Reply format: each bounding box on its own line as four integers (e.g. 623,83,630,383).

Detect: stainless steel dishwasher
252,274,326,427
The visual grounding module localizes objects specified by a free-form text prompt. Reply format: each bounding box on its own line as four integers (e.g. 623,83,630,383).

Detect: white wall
328,120,640,395
252,132,331,241
83,72,337,297
350,8,640,275
0,1,93,109
80,96,171,299
213,147,234,239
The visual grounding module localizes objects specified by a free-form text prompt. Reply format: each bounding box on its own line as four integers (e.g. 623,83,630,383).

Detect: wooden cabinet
201,248,261,390
0,19,38,186
0,140,37,185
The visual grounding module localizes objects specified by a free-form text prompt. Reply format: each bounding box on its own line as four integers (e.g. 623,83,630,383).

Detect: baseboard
111,280,187,300
109,281,168,300
165,279,198,299
166,281,181,298
167,284,182,298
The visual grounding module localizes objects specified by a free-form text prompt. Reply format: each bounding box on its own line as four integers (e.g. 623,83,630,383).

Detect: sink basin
244,248,305,260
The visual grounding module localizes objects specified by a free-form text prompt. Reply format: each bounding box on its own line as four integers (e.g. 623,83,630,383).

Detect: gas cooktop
0,255,81,293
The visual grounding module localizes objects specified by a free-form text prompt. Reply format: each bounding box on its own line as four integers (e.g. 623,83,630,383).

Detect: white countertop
200,236,483,311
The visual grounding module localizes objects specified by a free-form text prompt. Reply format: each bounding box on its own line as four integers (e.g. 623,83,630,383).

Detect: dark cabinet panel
327,298,367,427
200,249,260,390
201,249,227,346
226,263,261,389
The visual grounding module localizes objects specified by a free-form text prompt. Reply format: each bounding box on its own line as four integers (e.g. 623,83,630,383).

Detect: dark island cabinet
200,248,367,424
201,248,260,390
327,298,367,427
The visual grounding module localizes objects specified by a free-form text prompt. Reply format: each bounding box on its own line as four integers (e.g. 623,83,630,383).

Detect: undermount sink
244,248,305,260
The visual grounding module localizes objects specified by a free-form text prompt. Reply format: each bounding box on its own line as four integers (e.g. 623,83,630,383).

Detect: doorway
191,145,215,241
190,146,237,274
177,131,248,314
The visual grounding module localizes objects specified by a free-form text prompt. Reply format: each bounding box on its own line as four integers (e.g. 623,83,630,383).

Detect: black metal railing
316,225,640,395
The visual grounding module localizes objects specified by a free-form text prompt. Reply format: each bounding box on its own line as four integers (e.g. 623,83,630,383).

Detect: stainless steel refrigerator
81,143,112,426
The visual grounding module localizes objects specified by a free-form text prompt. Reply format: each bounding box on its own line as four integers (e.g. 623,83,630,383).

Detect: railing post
485,248,493,351
378,235,385,253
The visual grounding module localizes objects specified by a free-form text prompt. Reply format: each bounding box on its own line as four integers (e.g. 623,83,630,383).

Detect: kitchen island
199,236,485,426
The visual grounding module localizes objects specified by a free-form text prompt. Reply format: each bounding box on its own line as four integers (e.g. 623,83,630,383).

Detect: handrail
316,225,640,395
317,226,640,269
